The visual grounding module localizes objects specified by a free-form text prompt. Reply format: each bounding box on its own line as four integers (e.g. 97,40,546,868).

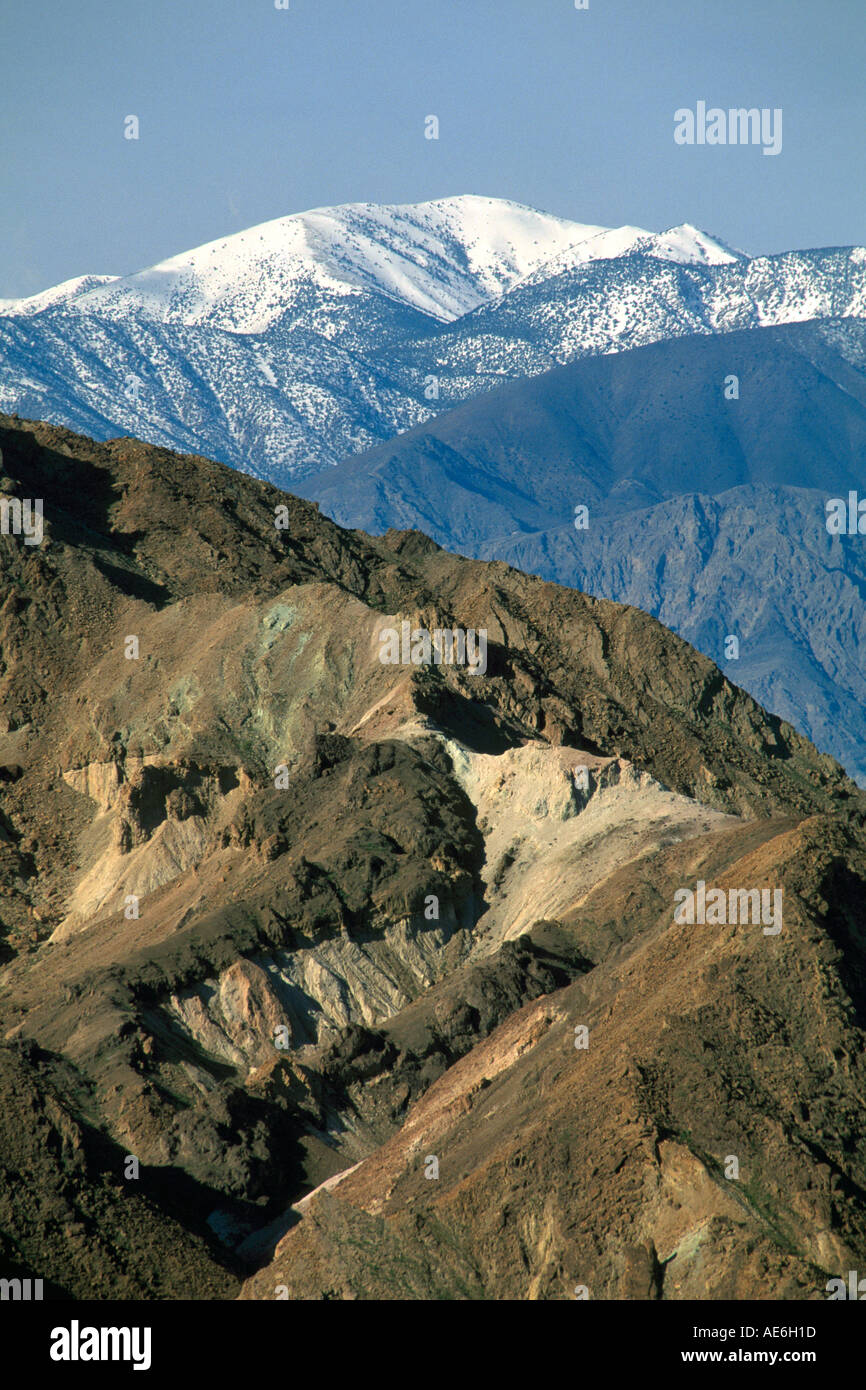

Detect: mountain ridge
299,320,866,783
3,196,865,485
1,414,865,1301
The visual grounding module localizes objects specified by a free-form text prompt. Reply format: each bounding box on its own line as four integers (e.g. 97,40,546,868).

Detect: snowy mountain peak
511,220,744,291
72,196,610,332
2,200,746,337
656,223,745,265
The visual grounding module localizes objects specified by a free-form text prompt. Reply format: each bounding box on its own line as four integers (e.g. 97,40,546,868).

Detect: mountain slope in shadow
299,320,866,780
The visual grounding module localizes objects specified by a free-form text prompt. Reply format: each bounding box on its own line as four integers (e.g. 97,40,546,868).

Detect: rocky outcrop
241,817,866,1301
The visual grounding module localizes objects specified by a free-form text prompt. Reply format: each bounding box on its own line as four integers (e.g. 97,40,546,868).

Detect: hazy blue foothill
299,322,866,784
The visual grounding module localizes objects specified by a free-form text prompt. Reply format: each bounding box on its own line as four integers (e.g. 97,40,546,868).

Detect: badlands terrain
0,413,865,1299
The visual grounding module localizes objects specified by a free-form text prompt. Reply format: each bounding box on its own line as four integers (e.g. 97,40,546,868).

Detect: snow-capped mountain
510,221,745,275
71,196,609,330
1,196,865,485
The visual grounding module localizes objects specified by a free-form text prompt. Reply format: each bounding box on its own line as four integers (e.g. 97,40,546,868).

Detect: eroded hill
0,413,864,1299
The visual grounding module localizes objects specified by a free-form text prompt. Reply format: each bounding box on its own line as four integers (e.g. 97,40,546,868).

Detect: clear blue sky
1,0,864,296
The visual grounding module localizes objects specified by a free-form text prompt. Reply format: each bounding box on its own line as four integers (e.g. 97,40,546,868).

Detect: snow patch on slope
0,274,119,318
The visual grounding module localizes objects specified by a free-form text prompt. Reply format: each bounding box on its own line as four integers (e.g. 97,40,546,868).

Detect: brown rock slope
243,817,866,1300
0,412,864,1299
